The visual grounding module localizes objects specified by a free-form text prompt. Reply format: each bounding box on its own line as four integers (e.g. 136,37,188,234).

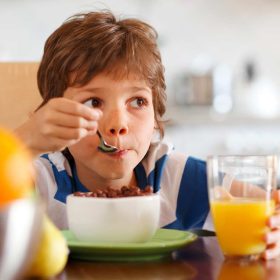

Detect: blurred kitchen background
1,0,280,159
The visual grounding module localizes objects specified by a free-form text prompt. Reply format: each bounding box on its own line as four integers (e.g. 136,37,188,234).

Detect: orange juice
211,198,275,256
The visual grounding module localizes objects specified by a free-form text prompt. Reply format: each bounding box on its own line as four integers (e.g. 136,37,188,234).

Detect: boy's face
64,72,155,188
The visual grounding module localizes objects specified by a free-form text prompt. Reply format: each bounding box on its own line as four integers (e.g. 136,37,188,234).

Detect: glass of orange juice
207,155,278,260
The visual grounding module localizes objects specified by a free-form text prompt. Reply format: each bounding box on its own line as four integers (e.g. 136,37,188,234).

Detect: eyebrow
83,86,151,94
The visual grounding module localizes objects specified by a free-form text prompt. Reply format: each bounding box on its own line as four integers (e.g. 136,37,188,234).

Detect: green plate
62,229,197,262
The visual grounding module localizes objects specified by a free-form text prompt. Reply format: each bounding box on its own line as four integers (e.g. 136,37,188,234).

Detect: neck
74,163,137,192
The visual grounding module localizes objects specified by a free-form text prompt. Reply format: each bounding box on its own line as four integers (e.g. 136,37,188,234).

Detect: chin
99,168,132,180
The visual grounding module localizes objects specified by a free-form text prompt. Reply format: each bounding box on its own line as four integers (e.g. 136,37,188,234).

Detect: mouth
104,149,129,158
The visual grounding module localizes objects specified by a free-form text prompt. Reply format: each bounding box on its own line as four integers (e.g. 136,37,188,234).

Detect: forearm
14,120,45,158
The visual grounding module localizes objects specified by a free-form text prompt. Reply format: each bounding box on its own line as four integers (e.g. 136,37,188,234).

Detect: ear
152,121,161,142
154,119,159,130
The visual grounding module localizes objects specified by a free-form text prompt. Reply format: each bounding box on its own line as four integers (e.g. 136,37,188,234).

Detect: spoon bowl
96,131,118,153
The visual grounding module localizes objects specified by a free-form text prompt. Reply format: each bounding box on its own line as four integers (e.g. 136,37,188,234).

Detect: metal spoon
96,130,118,153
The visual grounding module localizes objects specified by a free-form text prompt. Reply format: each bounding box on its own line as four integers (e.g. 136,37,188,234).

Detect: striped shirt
34,141,211,230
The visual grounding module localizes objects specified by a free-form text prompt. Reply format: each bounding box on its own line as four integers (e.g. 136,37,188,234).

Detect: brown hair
37,10,166,137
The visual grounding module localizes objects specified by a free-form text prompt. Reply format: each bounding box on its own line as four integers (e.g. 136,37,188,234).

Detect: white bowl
66,193,160,243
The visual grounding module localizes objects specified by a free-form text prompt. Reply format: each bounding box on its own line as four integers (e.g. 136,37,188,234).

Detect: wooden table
57,236,280,280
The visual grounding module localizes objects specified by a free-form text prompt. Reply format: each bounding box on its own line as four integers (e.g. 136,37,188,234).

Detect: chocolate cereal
73,186,153,198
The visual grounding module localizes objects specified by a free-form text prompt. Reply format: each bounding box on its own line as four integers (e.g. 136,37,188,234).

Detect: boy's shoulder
148,140,174,156
34,151,72,175
141,140,187,175
146,140,204,165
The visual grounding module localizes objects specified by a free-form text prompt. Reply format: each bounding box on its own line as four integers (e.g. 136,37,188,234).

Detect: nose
104,109,128,137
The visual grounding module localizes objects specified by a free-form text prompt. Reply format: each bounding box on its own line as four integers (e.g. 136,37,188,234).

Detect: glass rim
207,154,278,159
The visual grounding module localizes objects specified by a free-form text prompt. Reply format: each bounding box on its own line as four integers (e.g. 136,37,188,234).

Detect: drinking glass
207,155,278,260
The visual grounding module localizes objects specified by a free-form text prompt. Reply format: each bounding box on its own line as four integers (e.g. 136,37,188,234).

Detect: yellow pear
27,215,69,278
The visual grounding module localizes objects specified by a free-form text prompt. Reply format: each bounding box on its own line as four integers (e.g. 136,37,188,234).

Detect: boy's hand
262,190,280,260
14,97,101,157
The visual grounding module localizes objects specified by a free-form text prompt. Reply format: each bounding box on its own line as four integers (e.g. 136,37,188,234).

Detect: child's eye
84,98,102,108
130,97,148,108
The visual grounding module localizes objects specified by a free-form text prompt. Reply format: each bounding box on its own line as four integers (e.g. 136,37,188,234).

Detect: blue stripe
134,163,147,190
164,157,209,230
53,169,74,203
41,154,74,203
147,154,168,193
71,164,90,192
41,154,49,160
134,155,168,192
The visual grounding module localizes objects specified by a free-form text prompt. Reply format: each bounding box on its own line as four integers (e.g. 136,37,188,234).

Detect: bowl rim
66,192,160,201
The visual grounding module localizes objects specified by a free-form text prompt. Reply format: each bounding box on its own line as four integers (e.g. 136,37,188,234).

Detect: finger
267,214,280,228
47,138,73,152
41,125,92,141
262,243,280,260
49,98,102,120
265,228,280,245
273,190,280,204
213,186,232,200
43,110,99,129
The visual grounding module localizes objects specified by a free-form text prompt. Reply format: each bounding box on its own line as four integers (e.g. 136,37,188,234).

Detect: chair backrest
0,62,42,129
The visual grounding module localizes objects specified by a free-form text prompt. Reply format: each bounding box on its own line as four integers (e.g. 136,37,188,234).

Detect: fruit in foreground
0,127,33,205
27,215,69,278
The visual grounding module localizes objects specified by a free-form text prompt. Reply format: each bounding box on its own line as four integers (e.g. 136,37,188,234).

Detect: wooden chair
0,62,42,129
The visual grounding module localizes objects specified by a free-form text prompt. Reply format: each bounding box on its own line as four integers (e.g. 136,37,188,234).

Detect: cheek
133,119,154,151
135,110,155,130
133,116,154,135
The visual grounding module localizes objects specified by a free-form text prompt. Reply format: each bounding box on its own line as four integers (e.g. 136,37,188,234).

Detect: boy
15,10,280,260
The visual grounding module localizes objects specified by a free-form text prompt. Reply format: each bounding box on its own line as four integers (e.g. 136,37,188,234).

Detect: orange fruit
0,127,33,205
